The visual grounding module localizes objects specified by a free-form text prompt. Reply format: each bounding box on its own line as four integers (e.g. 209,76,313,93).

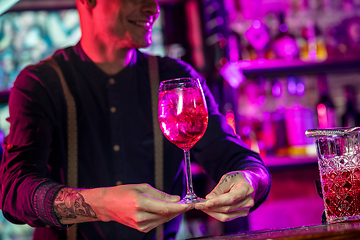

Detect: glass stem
183,150,194,196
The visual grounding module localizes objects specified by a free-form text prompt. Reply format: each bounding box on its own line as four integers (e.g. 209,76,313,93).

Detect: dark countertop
190,221,360,240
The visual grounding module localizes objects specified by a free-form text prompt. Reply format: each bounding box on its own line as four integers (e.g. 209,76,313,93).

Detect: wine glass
158,77,208,204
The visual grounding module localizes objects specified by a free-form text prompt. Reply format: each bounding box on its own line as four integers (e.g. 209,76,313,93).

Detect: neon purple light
216,17,224,26
262,111,271,120
279,23,288,33
258,95,267,105
297,82,305,96
288,77,297,95
253,20,261,29
272,82,282,98
242,125,251,136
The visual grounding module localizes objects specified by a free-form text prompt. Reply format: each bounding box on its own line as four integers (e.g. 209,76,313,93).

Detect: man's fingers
139,184,181,202
195,185,254,212
205,188,247,208
196,196,254,213
205,182,229,200
206,172,244,199
139,193,193,215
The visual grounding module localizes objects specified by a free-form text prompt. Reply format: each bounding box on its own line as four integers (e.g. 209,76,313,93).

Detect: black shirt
0,43,270,240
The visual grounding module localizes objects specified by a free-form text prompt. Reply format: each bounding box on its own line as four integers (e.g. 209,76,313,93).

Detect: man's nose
142,0,160,17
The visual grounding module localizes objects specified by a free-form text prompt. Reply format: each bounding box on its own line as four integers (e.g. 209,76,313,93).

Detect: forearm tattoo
54,188,98,220
219,172,239,185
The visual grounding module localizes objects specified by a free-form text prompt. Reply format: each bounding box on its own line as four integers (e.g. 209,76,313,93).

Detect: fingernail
206,193,216,199
196,205,204,210
206,202,214,208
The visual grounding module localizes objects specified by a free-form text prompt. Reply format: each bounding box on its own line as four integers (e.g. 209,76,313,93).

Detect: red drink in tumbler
322,168,360,222
305,127,360,224
158,87,208,150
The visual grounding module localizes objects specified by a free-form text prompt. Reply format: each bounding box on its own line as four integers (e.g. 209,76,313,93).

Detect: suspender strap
148,55,163,192
44,58,78,240
148,55,164,240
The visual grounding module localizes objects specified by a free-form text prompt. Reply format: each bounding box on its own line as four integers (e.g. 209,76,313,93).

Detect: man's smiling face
94,0,160,48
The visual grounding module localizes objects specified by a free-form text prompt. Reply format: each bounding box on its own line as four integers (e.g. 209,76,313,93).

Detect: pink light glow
220,57,228,66
317,103,328,128
308,49,318,61
228,35,239,63
185,0,205,70
226,110,236,134
219,62,246,89
253,20,261,29
262,111,271,120
219,37,228,48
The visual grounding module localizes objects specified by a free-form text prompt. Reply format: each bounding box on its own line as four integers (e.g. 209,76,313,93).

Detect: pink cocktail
159,87,208,150
158,78,208,204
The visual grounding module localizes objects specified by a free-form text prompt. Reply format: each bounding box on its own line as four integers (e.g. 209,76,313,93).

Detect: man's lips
129,20,153,31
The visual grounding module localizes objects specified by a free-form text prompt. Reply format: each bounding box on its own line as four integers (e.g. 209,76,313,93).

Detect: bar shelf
237,56,360,78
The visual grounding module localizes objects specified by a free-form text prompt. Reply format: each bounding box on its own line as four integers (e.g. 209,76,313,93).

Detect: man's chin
138,39,152,49
121,38,151,49
133,34,152,49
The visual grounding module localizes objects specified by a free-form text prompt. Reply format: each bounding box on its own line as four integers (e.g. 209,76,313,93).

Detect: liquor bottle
284,76,315,155
299,19,328,61
341,85,360,127
271,78,289,156
316,74,337,128
271,12,299,60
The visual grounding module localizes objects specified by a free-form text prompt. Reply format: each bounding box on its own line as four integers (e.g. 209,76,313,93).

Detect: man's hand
55,184,193,233
194,170,256,222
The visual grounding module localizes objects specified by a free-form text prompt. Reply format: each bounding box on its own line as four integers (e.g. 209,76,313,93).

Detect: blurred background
1,0,360,239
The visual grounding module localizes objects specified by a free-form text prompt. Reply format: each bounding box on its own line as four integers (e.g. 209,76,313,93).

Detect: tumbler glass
306,127,360,224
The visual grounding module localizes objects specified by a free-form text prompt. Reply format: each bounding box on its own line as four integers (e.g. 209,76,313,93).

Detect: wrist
53,187,100,225
34,182,69,228
242,167,270,203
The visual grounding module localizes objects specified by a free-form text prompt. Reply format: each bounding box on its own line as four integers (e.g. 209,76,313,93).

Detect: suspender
43,58,78,240
148,56,164,240
45,55,163,240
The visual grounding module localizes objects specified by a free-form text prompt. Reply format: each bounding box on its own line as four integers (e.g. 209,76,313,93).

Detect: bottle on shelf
299,19,328,61
316,74,337,128
271,12,299,60
271,78,289,156
243,19,271,60
284,75,316,156
341,85,360,127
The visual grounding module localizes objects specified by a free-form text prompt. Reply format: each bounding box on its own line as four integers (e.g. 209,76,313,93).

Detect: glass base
179,193,206,204
327,215,360,224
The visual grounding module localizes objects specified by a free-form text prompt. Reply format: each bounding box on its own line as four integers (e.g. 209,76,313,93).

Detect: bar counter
190,221,360,240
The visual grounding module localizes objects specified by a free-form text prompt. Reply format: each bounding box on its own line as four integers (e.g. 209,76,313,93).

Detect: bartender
0,0,271,239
